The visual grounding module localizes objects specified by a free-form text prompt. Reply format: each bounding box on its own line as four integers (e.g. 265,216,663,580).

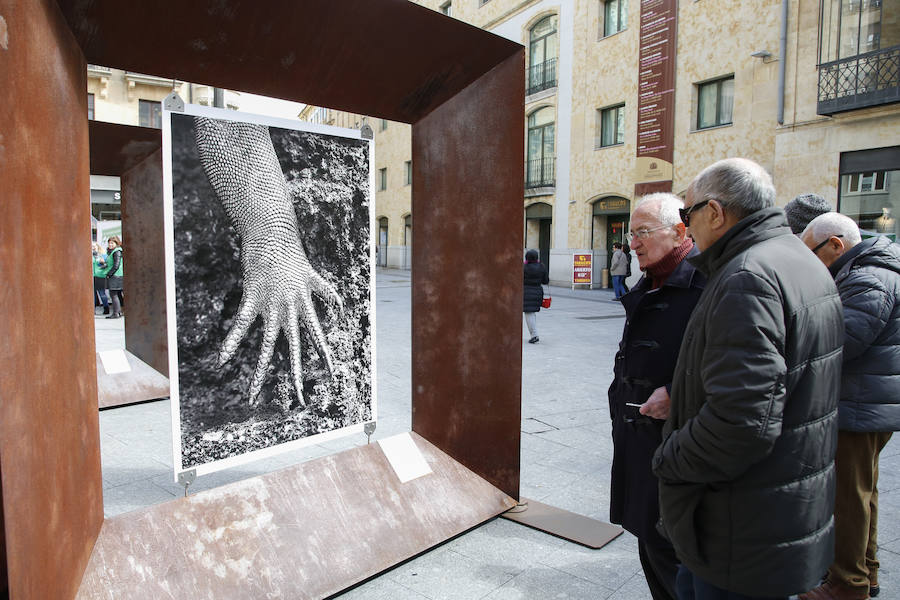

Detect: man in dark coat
652,158,844,600
799,213,900,600
608,193,706,600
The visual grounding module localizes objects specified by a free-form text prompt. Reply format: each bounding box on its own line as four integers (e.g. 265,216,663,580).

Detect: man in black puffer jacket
799,213,900,600
651,158,844,600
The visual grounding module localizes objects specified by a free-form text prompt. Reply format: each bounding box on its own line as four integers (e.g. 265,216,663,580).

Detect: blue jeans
675,566,787,600
612,275,627,299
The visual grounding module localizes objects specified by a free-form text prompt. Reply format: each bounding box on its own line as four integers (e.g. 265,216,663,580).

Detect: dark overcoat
608,247,705,542
523,261,548,312
652,209,844,597
830,235,900,432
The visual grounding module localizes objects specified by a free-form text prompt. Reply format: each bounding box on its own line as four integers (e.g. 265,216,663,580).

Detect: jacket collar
828,236,875,278
831,235,900,279
622,247,702,312
688,208,790,277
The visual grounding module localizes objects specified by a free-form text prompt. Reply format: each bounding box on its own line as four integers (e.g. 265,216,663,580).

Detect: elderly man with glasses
608,192,706,600
798,213,900,600
651,158,844,600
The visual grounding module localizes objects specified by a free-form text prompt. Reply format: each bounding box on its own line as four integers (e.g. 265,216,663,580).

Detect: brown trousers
828,430,893,593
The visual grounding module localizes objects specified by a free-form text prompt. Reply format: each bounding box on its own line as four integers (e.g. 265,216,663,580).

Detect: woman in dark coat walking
523,249,549,344
105,236,125,319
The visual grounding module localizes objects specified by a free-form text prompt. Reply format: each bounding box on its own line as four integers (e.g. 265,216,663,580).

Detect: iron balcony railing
527,58,558,96
818,44,900,115
526,157,555,189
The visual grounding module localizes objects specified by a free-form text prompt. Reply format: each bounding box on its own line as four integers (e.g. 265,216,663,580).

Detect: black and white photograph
163,106,374,477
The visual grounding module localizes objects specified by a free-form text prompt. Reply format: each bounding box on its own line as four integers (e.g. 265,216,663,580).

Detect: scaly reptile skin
195,117,343,407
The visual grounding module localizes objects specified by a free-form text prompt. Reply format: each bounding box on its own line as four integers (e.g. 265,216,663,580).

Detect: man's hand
639,386,671,420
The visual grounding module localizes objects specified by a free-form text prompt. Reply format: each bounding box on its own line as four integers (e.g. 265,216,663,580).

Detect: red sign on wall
573,254,592,285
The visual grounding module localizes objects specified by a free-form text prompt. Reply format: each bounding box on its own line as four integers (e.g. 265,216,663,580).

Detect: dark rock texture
170,113,372,469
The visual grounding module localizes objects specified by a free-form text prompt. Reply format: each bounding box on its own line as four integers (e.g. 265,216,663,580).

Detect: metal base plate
501,498,624,549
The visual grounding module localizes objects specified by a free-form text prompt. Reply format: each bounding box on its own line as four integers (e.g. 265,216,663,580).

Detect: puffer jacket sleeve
839,268,893,362
654,270,787,484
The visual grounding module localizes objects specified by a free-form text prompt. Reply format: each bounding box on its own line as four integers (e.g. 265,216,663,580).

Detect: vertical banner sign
162,104,376,479
573,253,592,288
635,0,678,197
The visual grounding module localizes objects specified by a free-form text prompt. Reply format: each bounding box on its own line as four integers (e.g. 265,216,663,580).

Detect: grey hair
802,212,862,248
634,192,684,227
688,158,775,219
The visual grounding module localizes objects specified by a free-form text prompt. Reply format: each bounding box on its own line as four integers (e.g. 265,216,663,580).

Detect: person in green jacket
105,236,124,319
92,242,110,315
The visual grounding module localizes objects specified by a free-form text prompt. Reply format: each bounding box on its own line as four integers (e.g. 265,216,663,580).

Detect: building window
696,76,734,130
139,99,162,129
440,1,451,16
846,171,888,193
379,168,387,191
527,15,559,95
596,104,625,148
820,0,888,63
603,0,628,37
87,93,95,120
817,0,898,115
404,161,412,186
380,119,388,131
526,107,555,188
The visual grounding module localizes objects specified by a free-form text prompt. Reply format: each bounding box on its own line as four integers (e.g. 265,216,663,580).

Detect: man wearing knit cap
784,192,831,234
607,193,706,600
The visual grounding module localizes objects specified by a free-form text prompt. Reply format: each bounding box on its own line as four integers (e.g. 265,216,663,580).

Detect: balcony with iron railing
525,157,555,189
818,44,900,115
526,58,558,96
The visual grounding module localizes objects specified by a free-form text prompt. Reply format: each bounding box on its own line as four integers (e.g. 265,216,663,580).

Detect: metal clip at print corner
378,433,432,483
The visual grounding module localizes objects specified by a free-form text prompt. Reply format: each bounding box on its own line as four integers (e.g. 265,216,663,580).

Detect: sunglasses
811,234,843,254
679,199,711,226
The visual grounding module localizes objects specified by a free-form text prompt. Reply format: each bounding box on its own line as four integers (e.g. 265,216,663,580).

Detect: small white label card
378,433,433,483
99,350,132,375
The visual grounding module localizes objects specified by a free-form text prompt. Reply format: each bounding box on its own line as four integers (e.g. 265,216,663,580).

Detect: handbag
541,287,552,309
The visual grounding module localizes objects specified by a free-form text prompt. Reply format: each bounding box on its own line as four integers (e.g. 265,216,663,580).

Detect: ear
673,222,687,243
708,199,728,229
831,236,846,255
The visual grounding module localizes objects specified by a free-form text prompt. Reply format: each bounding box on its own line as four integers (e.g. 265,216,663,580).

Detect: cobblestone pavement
98,268,899,599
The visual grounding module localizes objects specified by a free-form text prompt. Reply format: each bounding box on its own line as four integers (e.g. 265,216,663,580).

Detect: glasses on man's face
679,199,711,226
811,234,843,254
626,225,670,243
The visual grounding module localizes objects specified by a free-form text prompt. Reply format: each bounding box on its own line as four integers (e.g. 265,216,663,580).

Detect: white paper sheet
99,350,132,375
378,433,432,483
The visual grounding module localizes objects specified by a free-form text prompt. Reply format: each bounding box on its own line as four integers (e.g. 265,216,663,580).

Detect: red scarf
646,237,693,289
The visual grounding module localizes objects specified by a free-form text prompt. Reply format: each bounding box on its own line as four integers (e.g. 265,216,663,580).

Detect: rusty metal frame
2,1,524,596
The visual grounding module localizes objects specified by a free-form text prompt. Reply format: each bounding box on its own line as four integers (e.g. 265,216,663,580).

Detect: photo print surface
163,106,374,477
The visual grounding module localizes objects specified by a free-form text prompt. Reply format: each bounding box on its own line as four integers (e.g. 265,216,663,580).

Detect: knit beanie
784,193,830,234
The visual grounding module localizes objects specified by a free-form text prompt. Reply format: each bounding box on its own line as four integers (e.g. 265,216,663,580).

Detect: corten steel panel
0,0,104,597
77,434,516,599
57,0,522,124
121,149,168,377
89,120,161,177
411,53,525,499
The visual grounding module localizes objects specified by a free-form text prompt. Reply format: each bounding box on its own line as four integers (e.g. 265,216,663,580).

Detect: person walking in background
799,213,900,600
652,158,844,600
608,193,705,600
105,236,124,319
622,242,633,293
92,242,110,315
610,242,628,300
523,249,548,344
784,192,831,235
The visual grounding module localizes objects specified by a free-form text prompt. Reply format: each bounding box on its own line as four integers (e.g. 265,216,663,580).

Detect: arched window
528,16,558,95
526,108,555,188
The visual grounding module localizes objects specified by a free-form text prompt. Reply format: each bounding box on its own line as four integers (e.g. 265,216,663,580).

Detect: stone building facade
301,0,900,285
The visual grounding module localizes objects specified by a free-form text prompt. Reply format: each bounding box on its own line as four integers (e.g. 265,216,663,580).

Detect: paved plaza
96,268,900,599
